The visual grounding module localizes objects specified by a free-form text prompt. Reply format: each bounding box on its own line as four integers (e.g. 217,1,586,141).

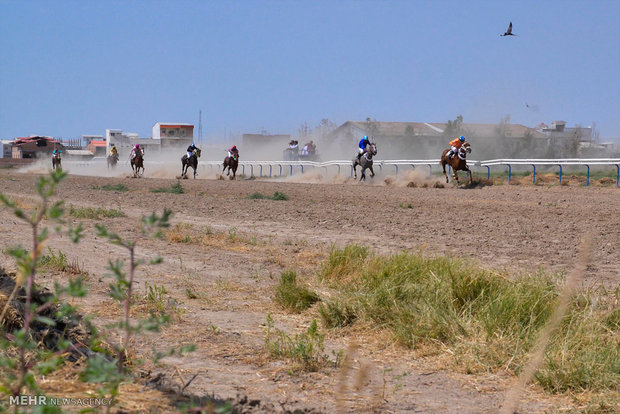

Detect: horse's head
463,142,472,153
368,143,377,156
194,148,201,157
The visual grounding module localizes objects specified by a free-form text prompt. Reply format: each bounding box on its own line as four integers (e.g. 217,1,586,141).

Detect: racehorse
131,153,144,177
352,143,377,181
440,142,472,185
52,154,61,171
181,148,201,179
222,153,239,180
107,153,119,169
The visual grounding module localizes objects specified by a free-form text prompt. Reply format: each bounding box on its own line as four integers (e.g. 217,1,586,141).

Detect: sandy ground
0,167,618,413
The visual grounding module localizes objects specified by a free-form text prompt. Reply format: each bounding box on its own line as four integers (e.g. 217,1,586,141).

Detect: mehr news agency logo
9,395,113,407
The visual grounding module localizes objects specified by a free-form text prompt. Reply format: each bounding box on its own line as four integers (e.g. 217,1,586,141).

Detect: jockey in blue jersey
187,142,198,159
357,135,370,161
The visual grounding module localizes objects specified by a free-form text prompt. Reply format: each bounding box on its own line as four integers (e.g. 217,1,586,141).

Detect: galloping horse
181,148,201,179
440,142,472,185
52,154,62,171
222,153,239,180
131,153,144,177
107,153,119,169
352,143,377,181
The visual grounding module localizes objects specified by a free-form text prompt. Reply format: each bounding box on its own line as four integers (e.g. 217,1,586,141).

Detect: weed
264,315,332,372
69,205,126,219
228,227,237,241
274,271,320,313
150,181,185,194
39,248,69,272
399,202,413,209
93,183,129,192
319,245,620,396
247,191,289,200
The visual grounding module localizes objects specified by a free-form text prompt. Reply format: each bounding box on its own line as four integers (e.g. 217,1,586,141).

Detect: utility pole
199,110,203,146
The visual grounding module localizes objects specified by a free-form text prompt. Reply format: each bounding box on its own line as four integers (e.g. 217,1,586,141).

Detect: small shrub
264,315,331,372
247,191,289,200
274,271,320,313
93,184,129,192
151,181,184,194
39,248,69,272
69,205,126,219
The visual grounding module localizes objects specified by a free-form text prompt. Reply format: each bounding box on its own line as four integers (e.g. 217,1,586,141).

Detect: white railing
60,157,620,187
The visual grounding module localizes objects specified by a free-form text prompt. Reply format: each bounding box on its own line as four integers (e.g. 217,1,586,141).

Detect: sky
1,0,619,144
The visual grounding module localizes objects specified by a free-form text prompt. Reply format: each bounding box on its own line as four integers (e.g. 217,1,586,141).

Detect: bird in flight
501,21,518,36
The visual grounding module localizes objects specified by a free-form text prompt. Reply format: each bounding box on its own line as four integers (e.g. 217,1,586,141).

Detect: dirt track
0,169,618,413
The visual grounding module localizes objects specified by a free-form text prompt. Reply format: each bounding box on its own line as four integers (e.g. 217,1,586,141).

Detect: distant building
85,140,108,156
10,136,64,159
1,140,12,158
152,123,193,149
105,129,160,157
82,135,104,146
326,120,548,159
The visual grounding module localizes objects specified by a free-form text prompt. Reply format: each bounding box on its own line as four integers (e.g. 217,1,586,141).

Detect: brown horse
222,153,239,179
107,153,119,169
131,153,144,177
52,154,61,171
181,148,201,179
440,142,472,184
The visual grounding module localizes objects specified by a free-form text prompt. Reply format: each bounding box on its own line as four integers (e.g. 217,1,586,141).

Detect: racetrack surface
0,169,618,412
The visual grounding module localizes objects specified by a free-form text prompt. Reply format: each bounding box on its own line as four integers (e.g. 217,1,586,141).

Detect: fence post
616,164,619,187
300,165,304,174
557,164,563,185
507,164,512,185
250,165,254,177
259,164,263,177
427,164,432,177
290,165,293,176
585,165,590,187
242,164,245,176
278,164,282,176
485,166,490,180
532,164,536,185
395,165,399,176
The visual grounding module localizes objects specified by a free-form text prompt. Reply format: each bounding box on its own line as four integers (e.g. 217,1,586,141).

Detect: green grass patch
92,183,129,192
264,315,332,372
150,181,185,194
69,205,126,219
318,245,620,397
39,248,84,275
247,191,289,200
274,271,320,313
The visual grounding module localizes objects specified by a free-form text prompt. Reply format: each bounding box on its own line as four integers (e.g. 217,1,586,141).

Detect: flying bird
501,21,518,36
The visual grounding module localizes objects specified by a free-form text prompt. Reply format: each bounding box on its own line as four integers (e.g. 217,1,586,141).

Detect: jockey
109,144,118,156
186,142,198,158
52,149,62,158
446,136,466,159
129,144,142,160
357,135,370,160
228,145,239,158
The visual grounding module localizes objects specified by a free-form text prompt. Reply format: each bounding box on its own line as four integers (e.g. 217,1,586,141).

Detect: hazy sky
1,0,619,143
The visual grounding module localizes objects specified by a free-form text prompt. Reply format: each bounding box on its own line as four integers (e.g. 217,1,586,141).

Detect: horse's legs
369,165,375,178
352,162,358,179
466,167,472,184
442,162,449,183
